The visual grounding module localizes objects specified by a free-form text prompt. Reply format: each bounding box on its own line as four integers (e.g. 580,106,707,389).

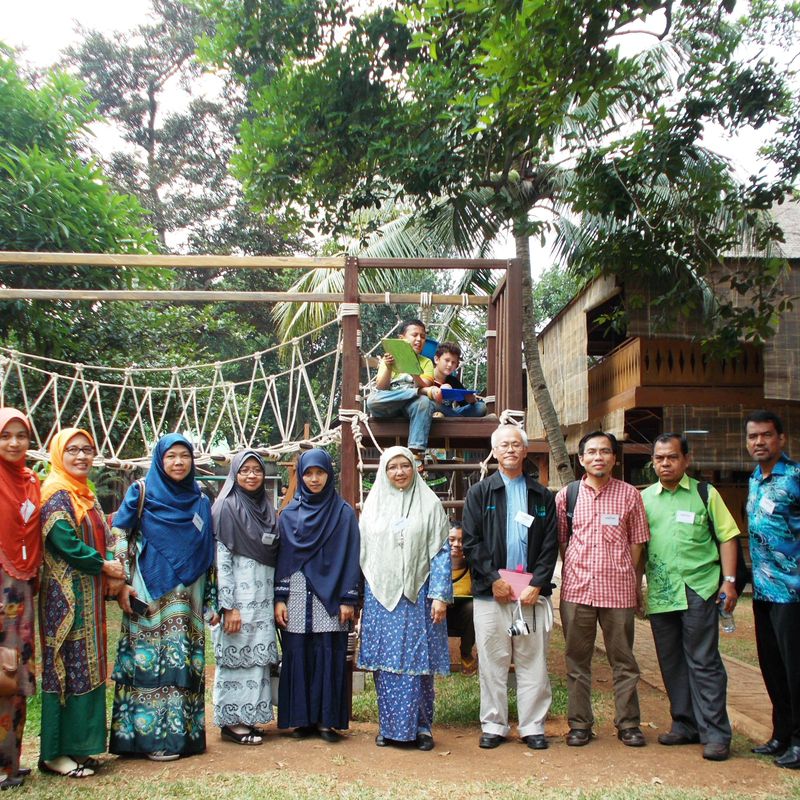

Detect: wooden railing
587,337,763,403
487,267,524,415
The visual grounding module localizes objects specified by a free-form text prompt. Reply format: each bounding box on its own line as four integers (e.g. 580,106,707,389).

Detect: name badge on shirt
759,496,776,515
262,533,277,545
676,510,695,524
514,510,534,528
193,513,204,531
20,499,35,523
600,513,620,526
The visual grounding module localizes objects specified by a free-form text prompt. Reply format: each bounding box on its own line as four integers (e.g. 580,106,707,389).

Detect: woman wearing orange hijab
0,409,41,790
38,429,124,778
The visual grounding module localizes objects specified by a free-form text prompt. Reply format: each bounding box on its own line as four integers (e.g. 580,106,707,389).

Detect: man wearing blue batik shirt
745,410,800,769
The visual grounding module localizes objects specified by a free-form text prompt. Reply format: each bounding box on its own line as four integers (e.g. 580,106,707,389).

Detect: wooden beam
357,258,508,271
0,289,491,305
0,251,342,269
0,253,510,271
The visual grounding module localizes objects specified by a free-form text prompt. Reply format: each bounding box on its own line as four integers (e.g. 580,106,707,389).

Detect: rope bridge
0,318,343,469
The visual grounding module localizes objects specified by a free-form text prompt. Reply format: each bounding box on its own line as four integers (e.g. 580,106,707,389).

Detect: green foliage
199,0,800,347
532,264,582,324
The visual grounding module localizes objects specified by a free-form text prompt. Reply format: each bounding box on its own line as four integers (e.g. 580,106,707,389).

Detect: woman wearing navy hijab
274,449,360,742
109,433,218,762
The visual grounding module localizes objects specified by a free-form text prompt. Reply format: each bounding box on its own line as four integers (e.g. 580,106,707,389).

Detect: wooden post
340,256,360,509
506,258,524,410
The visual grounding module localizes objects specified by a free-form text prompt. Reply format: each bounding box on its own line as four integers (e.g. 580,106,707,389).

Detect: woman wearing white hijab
358,446,452,751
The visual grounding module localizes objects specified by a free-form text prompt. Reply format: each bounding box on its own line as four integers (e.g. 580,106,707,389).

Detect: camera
507,617,530,637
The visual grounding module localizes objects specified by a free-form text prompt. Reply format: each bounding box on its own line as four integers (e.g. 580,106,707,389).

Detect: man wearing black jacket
462,424,559,750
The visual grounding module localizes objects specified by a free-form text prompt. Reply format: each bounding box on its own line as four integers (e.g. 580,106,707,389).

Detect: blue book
440,388,477,401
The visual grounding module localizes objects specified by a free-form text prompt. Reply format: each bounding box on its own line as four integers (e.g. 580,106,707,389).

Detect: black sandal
0,775,23,790
37,760,94,779
70,757,101,771
221,726,263,746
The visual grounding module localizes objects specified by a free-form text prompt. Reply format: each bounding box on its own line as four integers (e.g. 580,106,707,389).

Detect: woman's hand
118,584,135,615
274,601,288,629
209,612,221,626
223,608,242,634
339,604,355,625
430,599,447,624
101,558,125,581
106,577,125,597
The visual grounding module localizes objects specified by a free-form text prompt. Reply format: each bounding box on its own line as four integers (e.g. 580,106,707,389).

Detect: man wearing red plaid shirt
555,431,651,748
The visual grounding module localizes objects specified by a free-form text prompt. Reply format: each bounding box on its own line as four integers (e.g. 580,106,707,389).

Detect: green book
381,338,422,375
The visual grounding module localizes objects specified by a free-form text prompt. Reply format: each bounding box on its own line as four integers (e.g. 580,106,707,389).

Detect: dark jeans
446,598,475,659
649,586,731,744
753,599,800,746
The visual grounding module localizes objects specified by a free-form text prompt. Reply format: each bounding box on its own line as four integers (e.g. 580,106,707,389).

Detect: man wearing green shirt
641,433,740,762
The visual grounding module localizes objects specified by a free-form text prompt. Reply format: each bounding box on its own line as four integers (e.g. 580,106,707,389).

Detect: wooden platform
361,418,550,452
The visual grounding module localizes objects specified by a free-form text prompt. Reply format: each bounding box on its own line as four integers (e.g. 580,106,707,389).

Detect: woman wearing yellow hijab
38,429,124,778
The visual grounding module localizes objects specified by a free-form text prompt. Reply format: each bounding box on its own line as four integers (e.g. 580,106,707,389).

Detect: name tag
760,496,775,515
193,513,204,531
262,533,277,545
676,510,695,524
20,499,35,523
392,518,408,533
515,510,534,528
600,513,620,526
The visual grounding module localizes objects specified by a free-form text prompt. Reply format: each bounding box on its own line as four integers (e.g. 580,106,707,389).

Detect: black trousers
753,599,800,746
446,598,475,659
649,586,731,744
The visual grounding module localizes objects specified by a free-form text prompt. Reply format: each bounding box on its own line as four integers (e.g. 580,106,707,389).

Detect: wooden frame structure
0,251,525,507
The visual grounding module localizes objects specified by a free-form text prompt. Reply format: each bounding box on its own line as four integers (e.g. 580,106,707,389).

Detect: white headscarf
359,445,449,611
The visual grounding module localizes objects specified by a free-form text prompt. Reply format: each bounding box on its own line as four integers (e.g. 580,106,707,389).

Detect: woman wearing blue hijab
109,434,218,762
274,449,360,742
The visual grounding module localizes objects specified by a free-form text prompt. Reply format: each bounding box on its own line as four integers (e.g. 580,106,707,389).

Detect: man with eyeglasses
462,424,558,751
555,430,650,749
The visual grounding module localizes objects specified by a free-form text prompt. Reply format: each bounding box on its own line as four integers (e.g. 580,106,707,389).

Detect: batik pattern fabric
0,569,35,775
109,524,217,757
39,494,110,699
748,454,800,603
212,543,278,727
358,541,451,676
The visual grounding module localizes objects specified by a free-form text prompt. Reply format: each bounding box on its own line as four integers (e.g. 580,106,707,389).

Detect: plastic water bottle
718,593,736,633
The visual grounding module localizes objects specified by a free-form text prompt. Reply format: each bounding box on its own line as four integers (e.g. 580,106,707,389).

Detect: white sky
1,0,788,265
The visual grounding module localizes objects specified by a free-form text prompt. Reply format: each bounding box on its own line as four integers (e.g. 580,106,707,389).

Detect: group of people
459,414,799,771
0,408,459,785
0,406,797,788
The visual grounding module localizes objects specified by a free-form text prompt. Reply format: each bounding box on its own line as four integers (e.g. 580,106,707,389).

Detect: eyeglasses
238,467,265,477
495,442,525,452
387,463,413,472
65,446,95,457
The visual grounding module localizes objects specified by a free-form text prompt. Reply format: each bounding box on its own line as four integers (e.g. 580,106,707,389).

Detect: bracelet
722,575,736,584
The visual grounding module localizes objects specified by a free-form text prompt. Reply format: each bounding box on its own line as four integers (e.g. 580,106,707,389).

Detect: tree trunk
514,226,575,487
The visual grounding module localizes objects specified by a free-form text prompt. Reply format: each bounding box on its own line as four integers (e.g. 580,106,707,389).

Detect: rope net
0,318,343,469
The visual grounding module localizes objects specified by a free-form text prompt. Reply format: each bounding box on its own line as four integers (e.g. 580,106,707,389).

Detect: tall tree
198,0,799,486
64,0,297,259
0,46,158,357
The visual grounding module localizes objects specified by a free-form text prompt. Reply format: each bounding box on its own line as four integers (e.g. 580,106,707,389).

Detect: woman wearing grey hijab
211,451,279,745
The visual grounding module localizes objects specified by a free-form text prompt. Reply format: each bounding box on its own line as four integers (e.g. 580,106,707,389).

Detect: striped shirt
556,476,650,608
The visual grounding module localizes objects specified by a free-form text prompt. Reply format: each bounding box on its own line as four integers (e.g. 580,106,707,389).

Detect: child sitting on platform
426,342,487,418
366,319,435,456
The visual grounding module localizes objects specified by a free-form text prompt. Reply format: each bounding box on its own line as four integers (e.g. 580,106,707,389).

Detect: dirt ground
103,658,799,796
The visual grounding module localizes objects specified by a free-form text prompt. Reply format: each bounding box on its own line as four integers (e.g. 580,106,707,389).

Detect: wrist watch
722,575,736,584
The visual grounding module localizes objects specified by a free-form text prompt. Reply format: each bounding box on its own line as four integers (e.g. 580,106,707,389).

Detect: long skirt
374,671,435,741
278,631,349,730
0,571,35,775
40,686,107,761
